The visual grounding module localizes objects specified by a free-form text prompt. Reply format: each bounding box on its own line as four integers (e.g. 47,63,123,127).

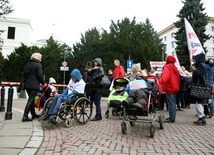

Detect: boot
38,114,50,122
22,100,33,122
122,100,130,107
193,117,206,125
22,116,32,122
41,116,55,126
30,101,40,119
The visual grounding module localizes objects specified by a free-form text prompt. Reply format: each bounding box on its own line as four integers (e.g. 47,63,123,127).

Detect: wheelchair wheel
43,97,54,115
118,110,124,120
35,96,54,117
121,122,127,134
65,118,72,128
158,115,164,130
112,108,118,116
59,102,72,121
73,97,92,125
149,125,155,138
129,120,135,126
105,110,109,118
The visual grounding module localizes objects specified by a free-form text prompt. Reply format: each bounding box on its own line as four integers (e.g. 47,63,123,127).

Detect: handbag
190,76,212,99
20,80,25,90
101,75,111,85
20,70,31,90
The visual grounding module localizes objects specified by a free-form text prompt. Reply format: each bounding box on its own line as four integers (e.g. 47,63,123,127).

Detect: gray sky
8,0,214,46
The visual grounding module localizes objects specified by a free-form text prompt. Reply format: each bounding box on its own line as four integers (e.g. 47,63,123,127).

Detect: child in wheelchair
39,69,86,125
49,77,57,96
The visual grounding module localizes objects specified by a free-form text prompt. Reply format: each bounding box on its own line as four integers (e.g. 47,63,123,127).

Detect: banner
184,18,205,62
149,61,166,73
173,51,187,77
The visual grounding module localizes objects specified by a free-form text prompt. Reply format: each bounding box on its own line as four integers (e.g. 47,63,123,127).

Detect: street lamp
61,45,71,86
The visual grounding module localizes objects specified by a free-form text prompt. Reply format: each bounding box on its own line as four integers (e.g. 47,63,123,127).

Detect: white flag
184,18,205,62
173,51,187,77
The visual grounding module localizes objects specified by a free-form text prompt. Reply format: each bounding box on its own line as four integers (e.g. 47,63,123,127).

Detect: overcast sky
8,0,214,46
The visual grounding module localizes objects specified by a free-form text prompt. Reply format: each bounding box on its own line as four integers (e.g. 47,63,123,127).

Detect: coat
113,65,125,80
191,53,207,104
87,58,105,92
159,56,180,94
24,59,45,90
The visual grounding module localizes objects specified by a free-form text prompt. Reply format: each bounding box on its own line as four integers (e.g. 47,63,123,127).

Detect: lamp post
61,45,71,86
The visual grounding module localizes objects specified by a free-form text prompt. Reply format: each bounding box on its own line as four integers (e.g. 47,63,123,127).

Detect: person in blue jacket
39,69,85,125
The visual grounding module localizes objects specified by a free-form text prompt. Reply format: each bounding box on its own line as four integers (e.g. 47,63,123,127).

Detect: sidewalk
0,98,214,155
0,98,43,155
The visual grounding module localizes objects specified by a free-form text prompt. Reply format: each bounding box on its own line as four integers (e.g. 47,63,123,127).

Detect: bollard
5,85,14,120
0,85,5,112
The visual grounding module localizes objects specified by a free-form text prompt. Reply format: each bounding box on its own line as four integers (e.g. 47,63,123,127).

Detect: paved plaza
0,98,214,155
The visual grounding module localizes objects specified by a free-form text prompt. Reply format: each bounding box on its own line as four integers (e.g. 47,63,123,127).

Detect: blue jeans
166,93,176,121
91,90,102,117
209,95,214,115
47,94,69,117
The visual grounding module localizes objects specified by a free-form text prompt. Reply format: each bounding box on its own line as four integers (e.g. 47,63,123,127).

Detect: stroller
105,77,129,119
121,75,164,138
34,85,54,116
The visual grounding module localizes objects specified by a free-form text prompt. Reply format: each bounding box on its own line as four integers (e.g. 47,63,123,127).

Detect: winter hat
192,53,205,66
70,69,82,81
166,55,176,64
93,58,102,66
49,77,56,84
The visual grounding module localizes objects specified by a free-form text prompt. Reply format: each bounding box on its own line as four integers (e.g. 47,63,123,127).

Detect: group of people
159,54,214,125
22,52,214,126
22,53,107,125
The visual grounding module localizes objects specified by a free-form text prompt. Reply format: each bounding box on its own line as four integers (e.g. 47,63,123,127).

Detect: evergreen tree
174,0,209,69
143,18,163,65
2,43,35,81
40,36,67,84
72,27,103,72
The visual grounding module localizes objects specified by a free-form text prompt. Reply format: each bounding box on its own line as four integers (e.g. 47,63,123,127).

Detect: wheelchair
35,96,54,117
52,93,93,127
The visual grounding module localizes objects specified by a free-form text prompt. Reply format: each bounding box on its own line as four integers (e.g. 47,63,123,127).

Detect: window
171,33,174,38
171,42,174,48
212,26,214,32
164,36,167,41
7,27,15,39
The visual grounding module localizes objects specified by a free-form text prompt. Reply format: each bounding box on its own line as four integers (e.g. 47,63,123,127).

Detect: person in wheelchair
39,69,86,125
49,77,57,96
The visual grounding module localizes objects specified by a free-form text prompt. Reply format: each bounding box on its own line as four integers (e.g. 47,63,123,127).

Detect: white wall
0,17,32,58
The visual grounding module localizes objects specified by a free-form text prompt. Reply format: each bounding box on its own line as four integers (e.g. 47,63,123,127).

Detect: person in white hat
49,77,57,96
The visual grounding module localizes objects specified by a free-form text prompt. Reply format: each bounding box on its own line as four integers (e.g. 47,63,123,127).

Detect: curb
6,108,43,155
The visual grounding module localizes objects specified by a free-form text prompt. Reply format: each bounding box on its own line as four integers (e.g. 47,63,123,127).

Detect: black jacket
87,58,104,92
191,53,207,104
24,59,45,90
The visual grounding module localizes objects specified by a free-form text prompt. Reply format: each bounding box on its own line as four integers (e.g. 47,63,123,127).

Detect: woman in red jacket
159,55,180,123
113,59,125,80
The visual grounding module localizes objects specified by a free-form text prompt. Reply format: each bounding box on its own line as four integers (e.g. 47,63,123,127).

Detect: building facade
0,17,33,58
0,17,65,58
158,17,214,58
